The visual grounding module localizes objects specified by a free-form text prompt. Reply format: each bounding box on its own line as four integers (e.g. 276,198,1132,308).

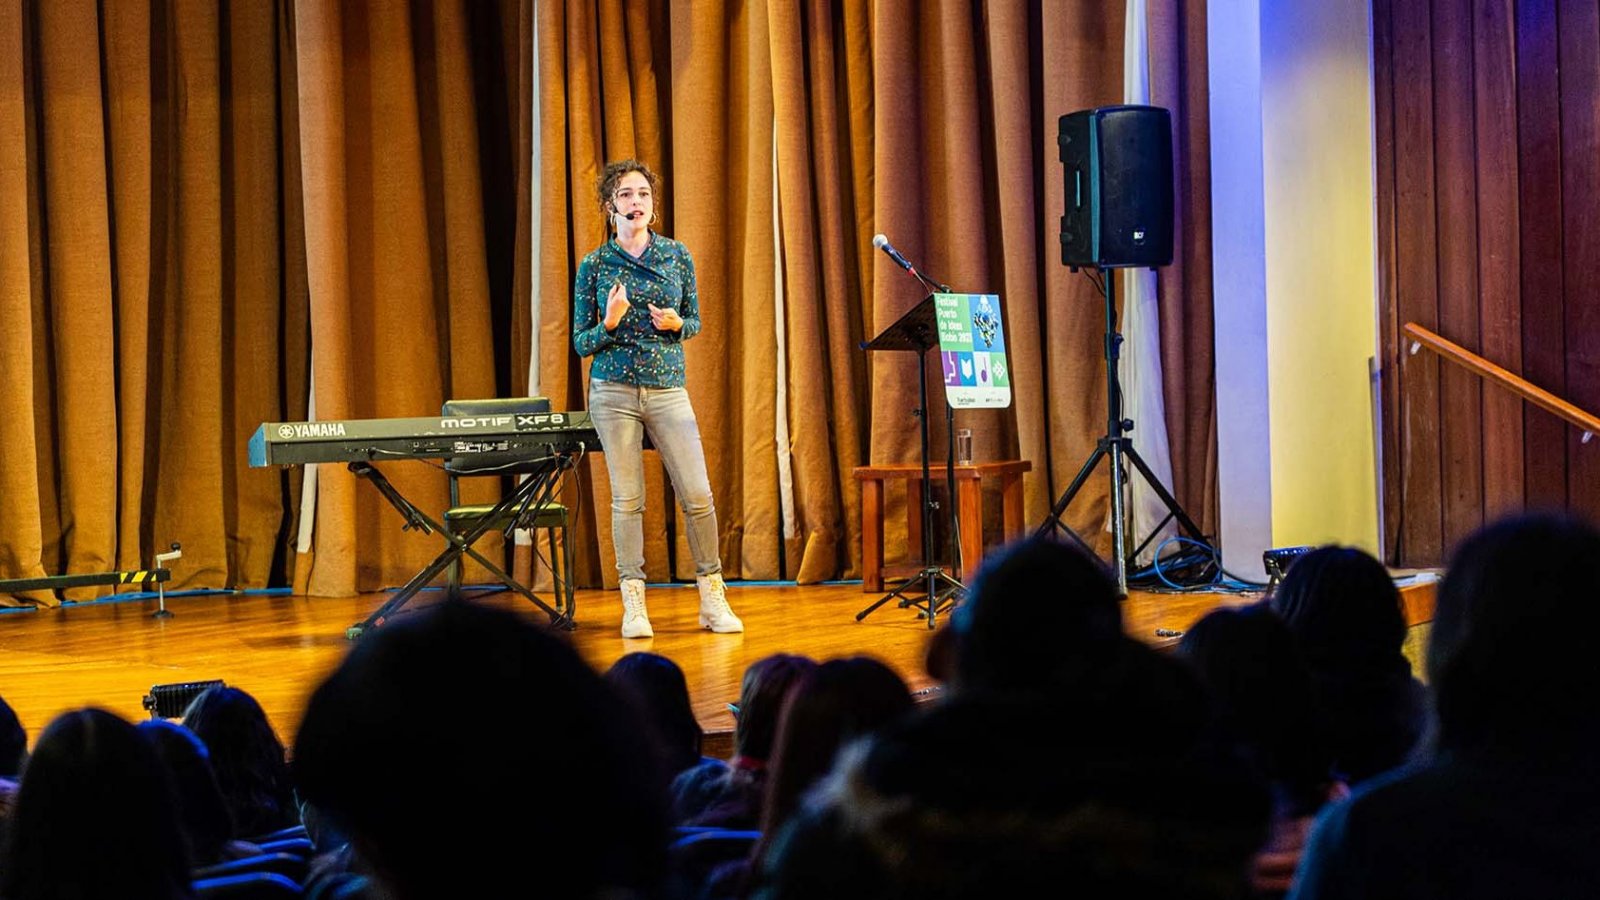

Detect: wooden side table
853,460,1032,592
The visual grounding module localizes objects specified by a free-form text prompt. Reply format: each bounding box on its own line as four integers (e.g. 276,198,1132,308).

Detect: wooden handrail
1403,322,1600,439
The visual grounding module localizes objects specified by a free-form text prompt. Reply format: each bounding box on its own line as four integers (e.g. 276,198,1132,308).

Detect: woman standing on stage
573,160,743,639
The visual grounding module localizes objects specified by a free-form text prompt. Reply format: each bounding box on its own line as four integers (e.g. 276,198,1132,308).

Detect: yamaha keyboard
248,411,599,467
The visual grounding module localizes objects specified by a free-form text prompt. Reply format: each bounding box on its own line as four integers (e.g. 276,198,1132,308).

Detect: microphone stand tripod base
855,565,964,628
1035,268,1215,594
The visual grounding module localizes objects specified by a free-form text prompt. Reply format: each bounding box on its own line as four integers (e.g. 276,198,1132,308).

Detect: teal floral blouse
572,233,702,388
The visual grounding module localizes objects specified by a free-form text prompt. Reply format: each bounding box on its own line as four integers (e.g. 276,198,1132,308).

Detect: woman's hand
604,280,631,330
648,303,684,332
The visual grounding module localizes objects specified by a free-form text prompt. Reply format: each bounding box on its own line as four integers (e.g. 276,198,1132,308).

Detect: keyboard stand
345,455,574,640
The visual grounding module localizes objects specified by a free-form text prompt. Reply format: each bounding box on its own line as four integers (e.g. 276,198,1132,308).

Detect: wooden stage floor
0,578,1437,756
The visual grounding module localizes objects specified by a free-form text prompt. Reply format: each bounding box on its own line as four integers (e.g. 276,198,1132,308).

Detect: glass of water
955,428,973,465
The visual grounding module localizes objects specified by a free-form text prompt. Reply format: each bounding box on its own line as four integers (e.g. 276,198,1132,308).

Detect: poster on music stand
935,293,1011,409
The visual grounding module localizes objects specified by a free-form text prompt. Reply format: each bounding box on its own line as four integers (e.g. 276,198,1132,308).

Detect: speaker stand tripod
856,293,965,628
1036,268,1213,595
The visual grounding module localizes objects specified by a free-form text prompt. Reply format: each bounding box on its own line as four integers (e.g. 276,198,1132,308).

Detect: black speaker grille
1059,105,1174,269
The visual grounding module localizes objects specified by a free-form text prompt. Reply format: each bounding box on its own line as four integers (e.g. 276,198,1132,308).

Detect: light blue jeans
588,380,723,582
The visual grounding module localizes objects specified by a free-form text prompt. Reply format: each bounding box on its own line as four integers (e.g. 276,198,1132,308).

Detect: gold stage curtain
1,0,1212,601
0,0,313,605
0,0,527,603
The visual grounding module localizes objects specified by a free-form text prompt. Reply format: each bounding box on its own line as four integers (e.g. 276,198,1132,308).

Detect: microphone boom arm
873,234,951,294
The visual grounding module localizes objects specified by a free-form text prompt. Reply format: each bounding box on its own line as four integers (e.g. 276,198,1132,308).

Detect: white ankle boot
696,574,743,633
620,578,653,638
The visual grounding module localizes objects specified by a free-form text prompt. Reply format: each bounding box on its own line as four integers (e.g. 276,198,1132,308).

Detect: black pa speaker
1058,105,1174,269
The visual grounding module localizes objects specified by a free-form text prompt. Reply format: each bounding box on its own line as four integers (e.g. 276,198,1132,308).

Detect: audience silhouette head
293,599,669,900
607,651,704,777
1177,602,1332,816
1431,512,1600,764
735,654,817,762
761,656,913,837
0,694,25,778
2,708,194,900
139,718,239,868
181,685,297,838
1267,544,1423,784
951,536,1125,692
1270,546,1407,668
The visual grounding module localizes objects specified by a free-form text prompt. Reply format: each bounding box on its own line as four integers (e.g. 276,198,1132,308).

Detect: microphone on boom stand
857,233,965,627
873,233,950,294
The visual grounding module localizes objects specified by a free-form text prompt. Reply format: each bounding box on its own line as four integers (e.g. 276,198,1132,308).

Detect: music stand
856,293,966,628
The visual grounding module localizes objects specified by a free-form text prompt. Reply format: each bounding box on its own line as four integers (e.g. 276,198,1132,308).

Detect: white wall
1261,0,1381,553
1208,0,1274,580
1208,0,1381,577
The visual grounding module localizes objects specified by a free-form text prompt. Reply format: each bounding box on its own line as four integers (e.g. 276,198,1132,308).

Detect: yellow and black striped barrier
0,567,172,595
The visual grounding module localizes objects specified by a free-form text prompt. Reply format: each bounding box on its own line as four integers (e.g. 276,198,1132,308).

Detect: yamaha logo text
278,422,347,439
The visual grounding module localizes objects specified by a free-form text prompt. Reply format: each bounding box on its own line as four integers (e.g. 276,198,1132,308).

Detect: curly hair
596,159,661,220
